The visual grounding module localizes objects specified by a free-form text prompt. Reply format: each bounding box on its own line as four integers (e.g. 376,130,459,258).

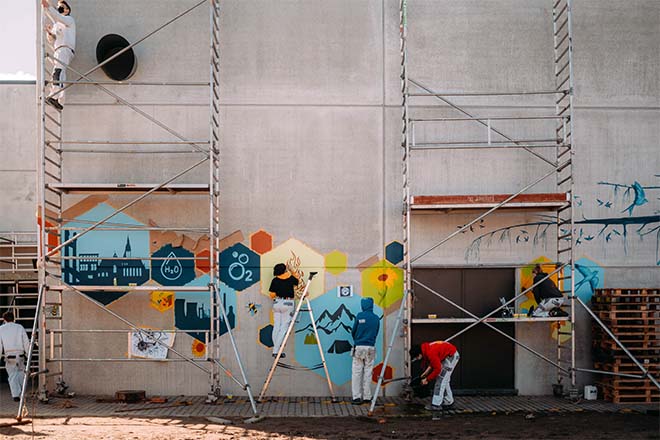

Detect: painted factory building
0,0,658,400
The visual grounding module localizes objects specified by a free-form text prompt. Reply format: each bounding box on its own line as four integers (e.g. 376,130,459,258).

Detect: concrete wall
0,0,658,397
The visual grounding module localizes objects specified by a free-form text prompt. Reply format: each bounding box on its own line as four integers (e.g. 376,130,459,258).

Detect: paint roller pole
258,272,318,402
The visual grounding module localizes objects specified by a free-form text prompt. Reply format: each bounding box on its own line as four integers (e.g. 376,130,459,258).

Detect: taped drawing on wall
129,329,175,360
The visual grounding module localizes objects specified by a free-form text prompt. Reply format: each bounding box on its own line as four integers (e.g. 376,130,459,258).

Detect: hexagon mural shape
260,238,325,300
294,289,383,386
250,229,273,255
325,250,348,276
195,249,211,274
385,241,404,265
372,362,394,383
259,324,274,348
175,276,236,341
152,244,196,286
61,202,150,305
219,243,260,291
361,259,404,313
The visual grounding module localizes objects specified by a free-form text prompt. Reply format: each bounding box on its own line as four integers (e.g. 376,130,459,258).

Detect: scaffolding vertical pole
208,0,222,398
552,0,576,392
399,0,412,381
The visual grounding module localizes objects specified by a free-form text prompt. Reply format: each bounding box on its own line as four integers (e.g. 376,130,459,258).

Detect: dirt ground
0,412,658,440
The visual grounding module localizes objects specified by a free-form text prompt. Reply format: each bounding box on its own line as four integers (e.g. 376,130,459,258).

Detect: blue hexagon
152,244,196,286
259,324,274,348
568,257,604,303
175,276,237,341
294,290,383,386
219,243,260,291
385,241,404,265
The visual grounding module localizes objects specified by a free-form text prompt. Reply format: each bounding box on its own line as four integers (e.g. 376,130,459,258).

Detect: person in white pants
530,265,568,318
410,341,460,411
269,263,299,358
42,0,76,111
351,297,380,404
0,311,30,402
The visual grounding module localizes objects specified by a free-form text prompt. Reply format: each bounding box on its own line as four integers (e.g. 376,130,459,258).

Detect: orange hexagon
250,230,273,255
195,249,211,274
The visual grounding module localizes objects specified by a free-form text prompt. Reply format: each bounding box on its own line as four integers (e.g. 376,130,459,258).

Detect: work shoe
351,398,363,405
442,403,455,410
272,352,286,359
13,397,19,402
549,308,569,317
424,404,442,411
526,305,535,317
47,97,63,111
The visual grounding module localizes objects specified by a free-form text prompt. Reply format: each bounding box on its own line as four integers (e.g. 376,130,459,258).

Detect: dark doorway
411,268,515,394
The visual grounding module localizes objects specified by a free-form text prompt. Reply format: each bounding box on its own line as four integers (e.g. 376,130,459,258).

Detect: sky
1,1,36,80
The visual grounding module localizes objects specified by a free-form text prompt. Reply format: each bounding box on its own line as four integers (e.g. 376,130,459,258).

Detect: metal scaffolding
371,0,658,413
19,0,257,420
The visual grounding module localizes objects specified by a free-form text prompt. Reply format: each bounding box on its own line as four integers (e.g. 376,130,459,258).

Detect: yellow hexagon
150,290,174,313
260,238,325,300
325,250,348,275
361,259,404,312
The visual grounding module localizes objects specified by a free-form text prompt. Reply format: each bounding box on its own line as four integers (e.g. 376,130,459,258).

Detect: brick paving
1,393,655,420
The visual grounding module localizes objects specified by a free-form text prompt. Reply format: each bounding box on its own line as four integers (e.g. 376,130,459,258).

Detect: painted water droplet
160,251,182,281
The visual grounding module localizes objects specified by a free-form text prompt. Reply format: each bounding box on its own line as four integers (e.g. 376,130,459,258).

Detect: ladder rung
556,159,571,172
44,170,61,181
558,247,572,254
558,331,572,336
554,18,568,37
45,127,61,140
555,3,568,22
557,75,570,91
553,0,563,10
554,45,570,65
558,175,572,186
557,204,572,214
556,59,570,79
558,275,572,281
558,147,571,158
44,199,61,210
558,233,572,241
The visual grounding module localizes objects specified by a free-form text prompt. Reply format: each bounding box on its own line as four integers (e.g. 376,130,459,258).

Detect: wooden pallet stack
591,288,660,403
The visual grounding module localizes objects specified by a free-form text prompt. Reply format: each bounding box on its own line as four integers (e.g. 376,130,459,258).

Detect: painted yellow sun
192,339,206,358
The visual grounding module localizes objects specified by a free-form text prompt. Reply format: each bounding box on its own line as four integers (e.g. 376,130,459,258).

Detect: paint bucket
552,383,563,397
584,385,597,400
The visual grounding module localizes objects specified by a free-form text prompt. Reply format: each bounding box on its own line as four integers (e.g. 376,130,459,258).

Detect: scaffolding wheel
205,386,223,404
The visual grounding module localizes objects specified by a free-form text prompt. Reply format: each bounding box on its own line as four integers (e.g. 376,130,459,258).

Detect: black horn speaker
96,34,137,81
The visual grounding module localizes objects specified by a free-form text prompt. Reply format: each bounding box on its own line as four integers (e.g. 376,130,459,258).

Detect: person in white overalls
268,263,299,358
0,311,31,402
42,0,76,111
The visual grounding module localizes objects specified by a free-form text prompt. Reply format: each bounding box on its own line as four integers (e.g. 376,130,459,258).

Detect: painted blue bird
622,181,648,216
575,264,600,294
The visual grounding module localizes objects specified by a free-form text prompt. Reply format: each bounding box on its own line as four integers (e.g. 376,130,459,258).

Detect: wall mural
62,203,151,305
466,175,660,266
294,288,384,386
59,197,405,385
520,255,605,342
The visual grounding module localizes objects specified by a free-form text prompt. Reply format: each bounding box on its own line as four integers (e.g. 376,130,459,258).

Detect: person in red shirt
410,340,460,411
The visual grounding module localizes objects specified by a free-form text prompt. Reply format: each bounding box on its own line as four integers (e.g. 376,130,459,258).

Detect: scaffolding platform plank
412,316,568,324
47,183,210,194
411,193,569,211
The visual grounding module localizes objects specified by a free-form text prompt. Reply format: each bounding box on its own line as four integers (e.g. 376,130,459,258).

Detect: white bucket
584,385,597,400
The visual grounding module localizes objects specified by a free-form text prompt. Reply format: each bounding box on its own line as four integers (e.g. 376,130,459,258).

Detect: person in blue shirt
351,297,380,404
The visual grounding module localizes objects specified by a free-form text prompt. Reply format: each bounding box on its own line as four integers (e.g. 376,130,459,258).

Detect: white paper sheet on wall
129,329,176,360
